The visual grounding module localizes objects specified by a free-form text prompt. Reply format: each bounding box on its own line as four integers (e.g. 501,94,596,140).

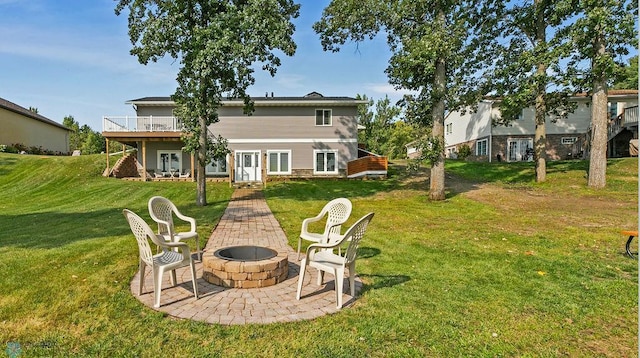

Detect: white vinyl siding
267,150,291,175
314,150,338,174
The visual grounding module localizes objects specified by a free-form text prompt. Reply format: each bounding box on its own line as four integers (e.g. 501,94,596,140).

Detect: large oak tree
561,0,637,188
116,0,299,205
314,0,499,200
492,0,576,182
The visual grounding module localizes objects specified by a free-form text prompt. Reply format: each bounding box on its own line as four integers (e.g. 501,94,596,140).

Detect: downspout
489,100,495,163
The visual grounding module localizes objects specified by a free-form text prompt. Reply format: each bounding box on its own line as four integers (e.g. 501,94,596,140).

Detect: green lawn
0,153,637,356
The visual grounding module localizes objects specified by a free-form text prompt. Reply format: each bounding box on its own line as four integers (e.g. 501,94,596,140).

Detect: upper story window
445,123,452,135
315,109,332,126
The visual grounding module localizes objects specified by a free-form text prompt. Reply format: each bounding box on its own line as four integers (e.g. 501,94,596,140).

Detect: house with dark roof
441,90,638,162
0,97,70,154
102,92,387,183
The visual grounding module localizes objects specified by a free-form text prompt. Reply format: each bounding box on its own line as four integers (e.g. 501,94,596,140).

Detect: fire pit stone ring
202,245,289,288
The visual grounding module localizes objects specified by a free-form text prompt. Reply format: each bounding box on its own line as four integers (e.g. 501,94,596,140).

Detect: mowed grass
0,153,637,356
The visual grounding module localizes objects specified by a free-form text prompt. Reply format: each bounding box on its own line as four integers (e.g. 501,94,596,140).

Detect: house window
206,156,228,174
157,151,181,173
314,150,338,174
267,150,291,175
446,123,452,135
476,139,488,156
315,109,332,126
608,102,618,118
561,137,577,145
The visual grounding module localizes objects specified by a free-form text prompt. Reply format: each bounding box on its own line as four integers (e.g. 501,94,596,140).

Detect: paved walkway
130,189,362,325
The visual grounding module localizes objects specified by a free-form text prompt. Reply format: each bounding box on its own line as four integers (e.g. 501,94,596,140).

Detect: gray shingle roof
128,92,360,103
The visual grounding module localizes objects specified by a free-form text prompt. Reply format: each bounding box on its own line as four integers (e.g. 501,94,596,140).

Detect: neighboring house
102,92,387,182
0,97,70,154
441,90,638,162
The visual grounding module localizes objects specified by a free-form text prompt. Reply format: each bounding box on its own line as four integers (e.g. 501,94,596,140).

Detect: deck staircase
581,105,638,158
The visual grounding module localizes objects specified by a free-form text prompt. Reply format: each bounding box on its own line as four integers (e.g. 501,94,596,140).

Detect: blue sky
0,0,407,131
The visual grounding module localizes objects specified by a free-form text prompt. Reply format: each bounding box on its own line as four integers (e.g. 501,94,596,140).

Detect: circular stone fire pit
202,245,288,288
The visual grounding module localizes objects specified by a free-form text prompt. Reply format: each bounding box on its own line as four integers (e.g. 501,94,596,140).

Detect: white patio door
507,139,533,162
235,151,261,182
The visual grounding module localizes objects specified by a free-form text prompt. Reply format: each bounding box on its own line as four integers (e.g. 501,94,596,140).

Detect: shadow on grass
357,246,380,259
0,198,231,249
358,273,411,294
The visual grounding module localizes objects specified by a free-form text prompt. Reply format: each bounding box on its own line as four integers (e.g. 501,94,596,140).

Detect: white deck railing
102,116,183,132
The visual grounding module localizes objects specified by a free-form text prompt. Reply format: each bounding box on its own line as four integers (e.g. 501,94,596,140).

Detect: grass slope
0,153,637,356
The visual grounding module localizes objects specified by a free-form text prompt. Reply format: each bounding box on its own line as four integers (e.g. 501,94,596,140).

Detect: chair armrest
161,241,192,256
174,210,197,232
301,213,324,234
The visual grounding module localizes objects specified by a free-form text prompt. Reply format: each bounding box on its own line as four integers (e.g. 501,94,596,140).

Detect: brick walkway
130,189,362,325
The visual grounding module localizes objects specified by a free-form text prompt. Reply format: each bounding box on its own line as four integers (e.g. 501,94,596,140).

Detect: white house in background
442,90,638,162
102,92,388,182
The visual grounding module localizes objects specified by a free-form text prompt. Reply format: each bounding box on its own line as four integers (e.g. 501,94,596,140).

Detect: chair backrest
323,198,352,237
148,196,176,236
123,209,163,266
342,212,375,265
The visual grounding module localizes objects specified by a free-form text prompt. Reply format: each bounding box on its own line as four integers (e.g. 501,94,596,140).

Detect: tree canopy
315,0,500,200
116,0,299,205
561,0,637,188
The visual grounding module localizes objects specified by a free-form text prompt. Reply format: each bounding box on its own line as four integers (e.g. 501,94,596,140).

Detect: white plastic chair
148,196,200,261
123,209,199,308
298,198,352,259
296,212,374,309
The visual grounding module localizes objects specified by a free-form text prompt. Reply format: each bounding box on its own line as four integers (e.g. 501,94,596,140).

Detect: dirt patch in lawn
396,165,637,231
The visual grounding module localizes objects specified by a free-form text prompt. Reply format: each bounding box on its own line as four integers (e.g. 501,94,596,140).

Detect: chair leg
170,269,177,287
138,259,146,296
196,235,201,261
190,261,199,300
317,269,324,286
348,262,356,297
335,267,345,309
153,267,163,308
296,258,307,300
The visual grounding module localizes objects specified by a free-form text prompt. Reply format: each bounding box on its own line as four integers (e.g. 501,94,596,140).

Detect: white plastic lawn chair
296,212,374,309
298,198,352,259
123,209,199,308
148,196,200,261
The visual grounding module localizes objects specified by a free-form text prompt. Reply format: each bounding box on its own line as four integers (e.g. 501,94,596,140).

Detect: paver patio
130,189,363,324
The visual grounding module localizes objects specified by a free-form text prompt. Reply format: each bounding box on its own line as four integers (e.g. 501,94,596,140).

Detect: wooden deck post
105,138,110,175
142,140,147,180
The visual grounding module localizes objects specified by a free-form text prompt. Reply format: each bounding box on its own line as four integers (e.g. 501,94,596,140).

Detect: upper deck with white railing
102,116,183,132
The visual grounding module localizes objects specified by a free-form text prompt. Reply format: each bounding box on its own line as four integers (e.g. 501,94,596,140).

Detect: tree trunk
196,116,207,206
533,0,547,183
534,91,547,182
588,34,608,189
429,55,446,201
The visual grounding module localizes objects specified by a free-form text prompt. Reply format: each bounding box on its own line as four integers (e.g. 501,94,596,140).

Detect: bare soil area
397,165,638,232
